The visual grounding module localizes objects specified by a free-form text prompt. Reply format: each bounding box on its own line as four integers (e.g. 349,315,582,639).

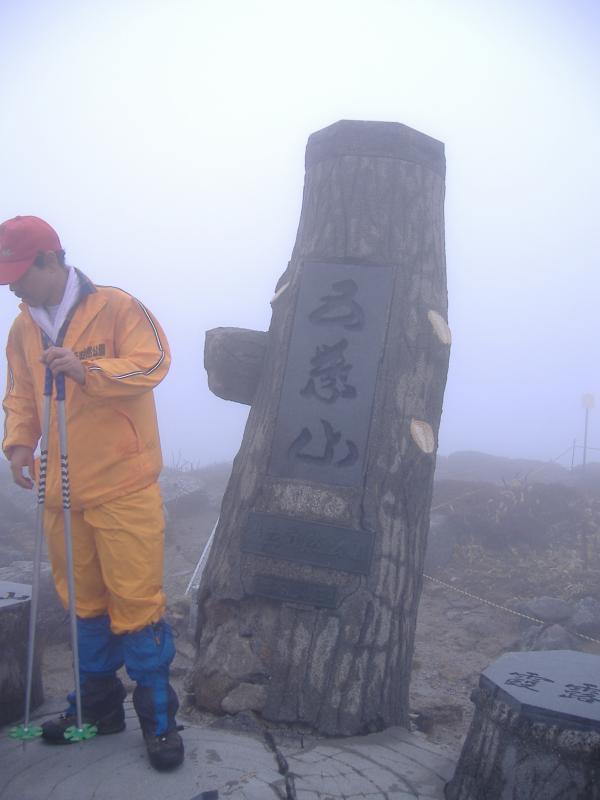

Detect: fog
1,0,599,469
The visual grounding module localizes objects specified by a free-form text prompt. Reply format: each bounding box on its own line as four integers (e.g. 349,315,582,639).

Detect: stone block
446,650,600,800
0,580,43,725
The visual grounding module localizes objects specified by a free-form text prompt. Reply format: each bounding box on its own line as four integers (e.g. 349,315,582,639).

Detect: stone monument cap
306,120,445,176
480,650,600,732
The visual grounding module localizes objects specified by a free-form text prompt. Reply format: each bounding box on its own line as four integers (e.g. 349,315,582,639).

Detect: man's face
8,253,61,307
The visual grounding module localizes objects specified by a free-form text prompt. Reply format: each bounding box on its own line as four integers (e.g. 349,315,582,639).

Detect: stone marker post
191,120,450,735
446,650,600,799
0,580,43,725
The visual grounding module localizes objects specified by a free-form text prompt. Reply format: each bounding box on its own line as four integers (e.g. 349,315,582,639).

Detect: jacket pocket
114,408,141,456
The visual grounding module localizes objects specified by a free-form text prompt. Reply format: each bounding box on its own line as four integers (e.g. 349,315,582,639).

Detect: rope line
422,572,600,646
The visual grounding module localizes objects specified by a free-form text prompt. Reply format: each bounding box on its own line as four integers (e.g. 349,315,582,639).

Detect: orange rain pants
43,483,166,635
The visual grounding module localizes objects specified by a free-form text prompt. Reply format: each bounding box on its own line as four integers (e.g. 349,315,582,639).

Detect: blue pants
68,615,178,736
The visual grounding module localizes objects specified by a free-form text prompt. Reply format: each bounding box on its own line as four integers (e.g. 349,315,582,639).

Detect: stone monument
190,119,450,735
446,650,600,799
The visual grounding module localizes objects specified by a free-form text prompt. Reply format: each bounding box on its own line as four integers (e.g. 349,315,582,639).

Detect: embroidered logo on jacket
74,344,106,360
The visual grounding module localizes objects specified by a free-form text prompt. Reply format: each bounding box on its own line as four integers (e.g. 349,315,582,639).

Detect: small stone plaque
0,580,31,609
269,261,394,487
481,650,600,731
241,512,374,574
248,574,337,608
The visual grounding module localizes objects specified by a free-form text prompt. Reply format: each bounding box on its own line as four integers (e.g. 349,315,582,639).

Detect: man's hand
10,445,35,489
41,347,86,385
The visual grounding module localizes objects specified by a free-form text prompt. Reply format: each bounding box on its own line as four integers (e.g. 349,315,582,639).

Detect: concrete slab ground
0,697,456,800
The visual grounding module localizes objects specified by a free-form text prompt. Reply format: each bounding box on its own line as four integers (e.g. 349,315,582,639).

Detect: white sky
1,0,599,468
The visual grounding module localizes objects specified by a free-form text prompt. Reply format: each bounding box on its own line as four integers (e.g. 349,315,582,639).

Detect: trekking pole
9,368,53,741
55,372,96,742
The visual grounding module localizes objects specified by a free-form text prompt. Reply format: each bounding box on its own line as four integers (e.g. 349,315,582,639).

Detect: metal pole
582,408,589,475
185,518,219,639
581,394,595,478
23,371,53,729
10,369,54,740
55,373,83,733
185,517,219,596
570,439,576,472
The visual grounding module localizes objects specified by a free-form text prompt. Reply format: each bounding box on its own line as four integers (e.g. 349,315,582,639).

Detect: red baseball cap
0,215,62,285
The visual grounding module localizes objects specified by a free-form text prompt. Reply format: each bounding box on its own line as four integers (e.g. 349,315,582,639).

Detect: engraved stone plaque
269,261,394,487
249,574,338,608
480,650,600,731
241,512,375,574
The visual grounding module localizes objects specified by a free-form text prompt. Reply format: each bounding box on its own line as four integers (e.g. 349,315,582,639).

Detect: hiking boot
142,728,184,770
124,622,183,769
42,675,127,744
41,704,126,744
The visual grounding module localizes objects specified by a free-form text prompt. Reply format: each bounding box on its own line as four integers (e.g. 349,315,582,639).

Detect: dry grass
435,478,600,604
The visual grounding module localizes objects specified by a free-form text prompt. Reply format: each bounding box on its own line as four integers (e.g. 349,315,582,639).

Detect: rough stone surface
447,691,600,799
520,623,578,652
222,683,268,714
446,656,600,800
192,119,449,736
0,581,44,725
570,596,600,637
515,595,573,625
0,562,67,641
204,327,268,405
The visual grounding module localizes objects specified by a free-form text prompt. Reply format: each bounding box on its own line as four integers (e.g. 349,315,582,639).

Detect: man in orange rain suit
1,215,183,770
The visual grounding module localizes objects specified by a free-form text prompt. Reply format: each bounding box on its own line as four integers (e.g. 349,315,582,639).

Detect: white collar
28,266,81,344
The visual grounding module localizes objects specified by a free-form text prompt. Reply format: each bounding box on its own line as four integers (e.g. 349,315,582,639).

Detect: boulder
520,623,578,652
221,683,267,714
515,596,573,627
570,597,600,638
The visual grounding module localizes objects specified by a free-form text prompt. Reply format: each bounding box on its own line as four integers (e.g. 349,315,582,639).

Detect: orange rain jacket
3,271,171,510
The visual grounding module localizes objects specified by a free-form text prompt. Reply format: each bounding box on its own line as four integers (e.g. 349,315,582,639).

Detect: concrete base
0,697,455,799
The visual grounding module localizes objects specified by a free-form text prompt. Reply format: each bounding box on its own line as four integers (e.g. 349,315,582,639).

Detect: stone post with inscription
190,119,450,735
445,651,600,799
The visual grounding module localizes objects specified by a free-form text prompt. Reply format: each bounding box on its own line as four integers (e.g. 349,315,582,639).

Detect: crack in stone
327,750,413,798
264,731,298,800
378,740,452,783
